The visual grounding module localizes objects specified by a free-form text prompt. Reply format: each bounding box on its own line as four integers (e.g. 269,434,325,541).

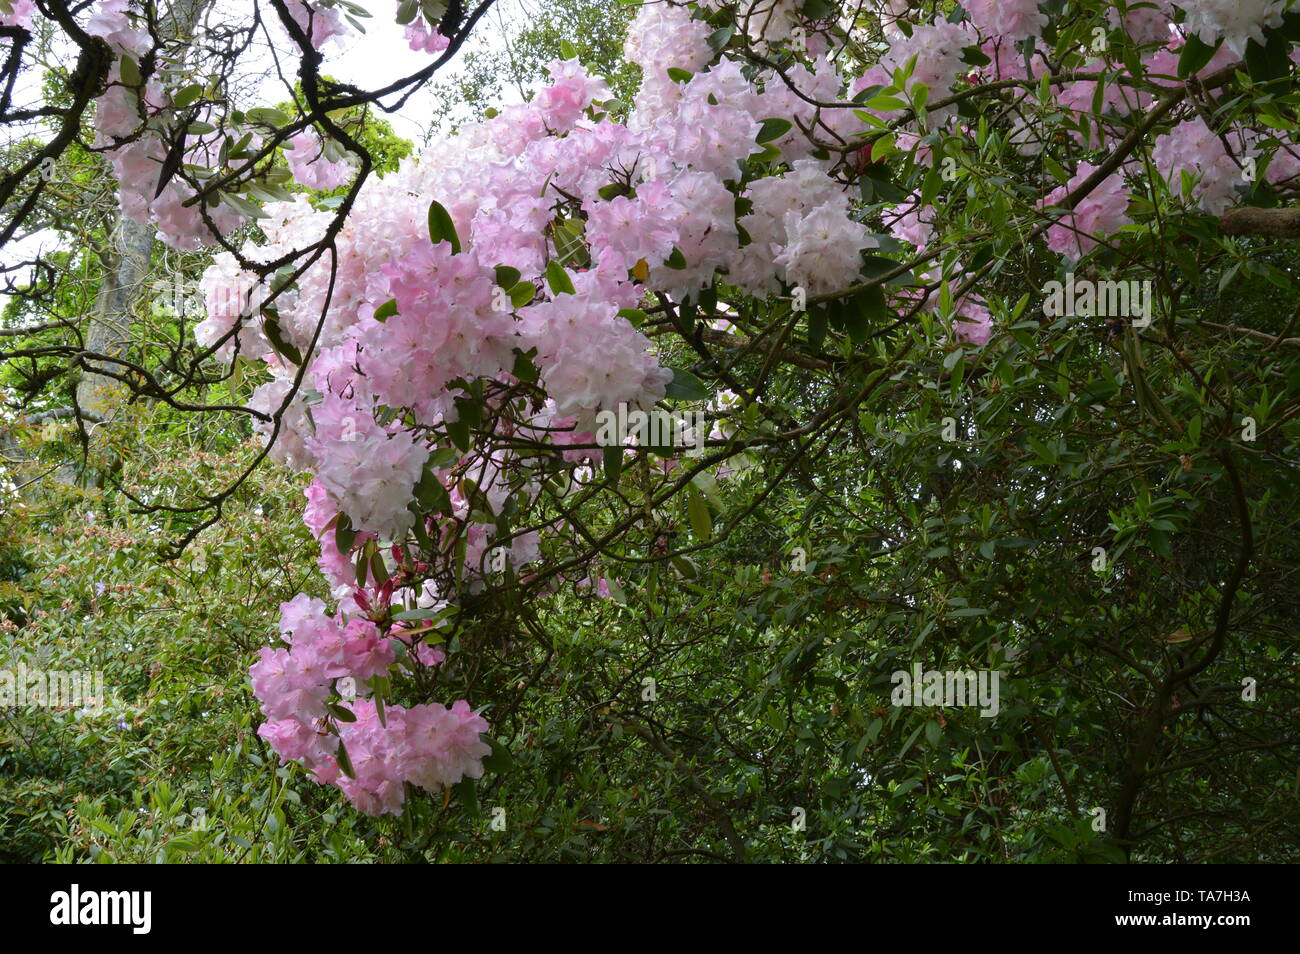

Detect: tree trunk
74,215,153,424
71,0,211,484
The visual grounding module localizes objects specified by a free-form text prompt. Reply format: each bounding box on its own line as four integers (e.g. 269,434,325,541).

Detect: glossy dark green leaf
665,367,711,401
427,199,461,253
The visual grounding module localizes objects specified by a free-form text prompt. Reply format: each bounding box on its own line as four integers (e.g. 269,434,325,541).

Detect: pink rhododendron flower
577,577,614,599
535,58,612,130
0,0,35,29
282,0,350,49
954,302,994,346
1179,0,1285,58
963,0,1048,42
1108,0,1174,45
85,0,149,55
405,18,451,54
285,132,353,191
775,202,878,296
879,20,974,122
1152,117,1254,215
1039,162,1133,257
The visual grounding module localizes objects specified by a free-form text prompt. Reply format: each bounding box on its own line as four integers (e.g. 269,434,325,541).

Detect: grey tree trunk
71,0,211,483
74,215,153,425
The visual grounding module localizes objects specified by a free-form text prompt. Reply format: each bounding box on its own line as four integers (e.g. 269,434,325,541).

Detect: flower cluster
251,594,488,816
1040,162,1134,258
1178,0,1285,57
0,0,35,30
284,132,354,192
962,0,1047,43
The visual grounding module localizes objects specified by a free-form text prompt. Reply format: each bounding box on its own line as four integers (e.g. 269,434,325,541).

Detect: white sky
324,1,519,140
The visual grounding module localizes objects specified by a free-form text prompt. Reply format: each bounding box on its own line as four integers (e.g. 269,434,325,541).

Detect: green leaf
544,260,575,295
373,298,398,322
1177,33,1222,79
246,106,288,126
671,555,698,578
427,199,461,254
862,94,909,112
757,118,793,143
707,26,734,52
1149,528,1173,559
369,549,389,587
494,265,521,289
1245,31,1290,85
666,67,693,84
482,736,515,773
391,607,442,622
603,444,623,486
511,348,539,383
665,367,711,401
355,544,370,587
246,182,293,203
220,191,267,220
454,778,480,817
919,162,945,207
604,576,627,603
328,703,357,723
909,81,929,115
807,307,828,351
552,217,587,265
687,484,713,542
863,171,906,203
454,395,483,431
897,722,925,760
335,741,356,779
173,83,204,108
845,285,886,344
334,513,357,554
446,417,471,453
508,280,535,308
865,716,884,743
118,56,141,87
414,467,452,515
428,446,460,469
167,834,202,854
261,311,302,366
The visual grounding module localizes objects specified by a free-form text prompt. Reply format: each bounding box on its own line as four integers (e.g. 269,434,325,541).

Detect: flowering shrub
33,0,1300,817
